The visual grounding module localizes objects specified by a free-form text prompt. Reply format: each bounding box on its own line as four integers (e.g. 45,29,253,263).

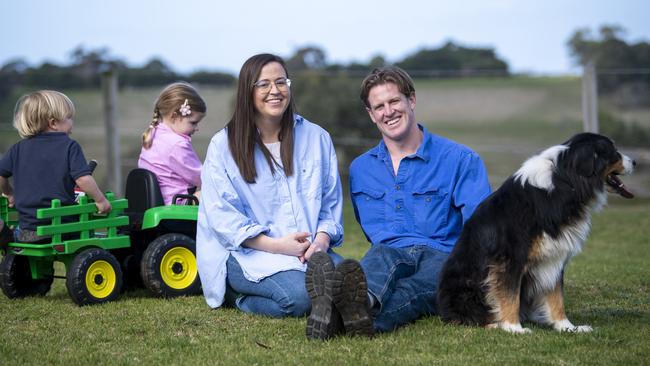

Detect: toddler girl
138,82,206,205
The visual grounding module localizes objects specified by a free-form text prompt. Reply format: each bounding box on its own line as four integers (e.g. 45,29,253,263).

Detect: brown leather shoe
305,251,344,340
332,259,374,337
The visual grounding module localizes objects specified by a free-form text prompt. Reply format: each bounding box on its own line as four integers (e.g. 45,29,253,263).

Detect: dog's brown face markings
604,156,634,198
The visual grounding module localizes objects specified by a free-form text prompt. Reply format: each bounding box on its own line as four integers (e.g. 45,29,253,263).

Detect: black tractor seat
124,168,165,230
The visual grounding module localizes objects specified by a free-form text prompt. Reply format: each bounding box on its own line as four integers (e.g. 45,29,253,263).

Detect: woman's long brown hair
227,53,296,183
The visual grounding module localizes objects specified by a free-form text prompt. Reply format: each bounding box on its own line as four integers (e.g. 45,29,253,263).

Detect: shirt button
396,204,401,209
426,197,432,202
395,185,400,190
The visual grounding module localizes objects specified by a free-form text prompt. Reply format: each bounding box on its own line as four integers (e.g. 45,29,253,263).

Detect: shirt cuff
316,222,342,247
233,224,269,248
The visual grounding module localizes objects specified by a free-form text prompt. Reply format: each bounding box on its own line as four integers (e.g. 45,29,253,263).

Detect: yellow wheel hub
160,247,197,290
85,260,116,298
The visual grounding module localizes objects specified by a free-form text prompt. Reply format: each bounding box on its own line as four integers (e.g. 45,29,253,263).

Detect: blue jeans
226,250,343,318
360,244,449,332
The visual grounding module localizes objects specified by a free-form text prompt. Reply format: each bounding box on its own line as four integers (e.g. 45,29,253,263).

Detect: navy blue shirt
349,125,491,253
0,132,91,230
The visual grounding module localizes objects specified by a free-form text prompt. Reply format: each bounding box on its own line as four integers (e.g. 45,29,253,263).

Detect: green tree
0,59,28,102
567,25,650,95
286,46,328,72
120,57,179,86
187,70,235,86
396,41,509,76
68,45,114,87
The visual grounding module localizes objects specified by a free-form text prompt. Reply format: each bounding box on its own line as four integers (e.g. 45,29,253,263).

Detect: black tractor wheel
66,248,123,306
140,233,201,298
120,253,143,290
0,254,53,298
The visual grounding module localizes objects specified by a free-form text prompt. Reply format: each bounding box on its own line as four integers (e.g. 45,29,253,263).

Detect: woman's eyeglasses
253,78,291,93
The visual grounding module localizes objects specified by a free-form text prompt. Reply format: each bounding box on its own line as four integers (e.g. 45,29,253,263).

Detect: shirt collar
293,114,304,127
413,124,432,162
369,123,431,163
157,122,191,141
37,132,67,137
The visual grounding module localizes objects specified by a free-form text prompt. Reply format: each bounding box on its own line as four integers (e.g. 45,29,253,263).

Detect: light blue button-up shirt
349,124,491,253
197,115,343,308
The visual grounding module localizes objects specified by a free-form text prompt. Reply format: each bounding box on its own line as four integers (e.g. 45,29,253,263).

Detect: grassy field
1,77,649,364
0,199,649,365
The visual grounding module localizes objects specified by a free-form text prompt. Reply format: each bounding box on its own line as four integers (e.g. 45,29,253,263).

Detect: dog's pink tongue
608,174,634,199
619,186,634,199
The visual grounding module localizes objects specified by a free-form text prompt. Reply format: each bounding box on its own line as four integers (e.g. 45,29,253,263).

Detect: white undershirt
264,141,282,166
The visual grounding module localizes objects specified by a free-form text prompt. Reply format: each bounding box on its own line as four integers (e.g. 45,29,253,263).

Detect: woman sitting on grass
196,53,344,317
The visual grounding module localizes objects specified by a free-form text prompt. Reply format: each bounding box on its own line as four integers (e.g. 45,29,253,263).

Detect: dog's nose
633,159,637,167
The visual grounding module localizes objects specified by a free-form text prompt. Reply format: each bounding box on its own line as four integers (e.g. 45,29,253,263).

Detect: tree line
0,46,235,102
0,41,508,101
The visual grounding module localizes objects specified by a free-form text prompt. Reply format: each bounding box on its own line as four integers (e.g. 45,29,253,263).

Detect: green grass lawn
1,198,649,365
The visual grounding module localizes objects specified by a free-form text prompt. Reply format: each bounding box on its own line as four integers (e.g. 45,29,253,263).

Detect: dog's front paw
498,322,532,334
554,319,593,333
570,325,593,333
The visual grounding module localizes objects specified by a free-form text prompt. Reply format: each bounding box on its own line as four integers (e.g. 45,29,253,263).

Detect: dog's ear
572,142,599,177
575,152,596,177
574,144,609,177
567,134,616,177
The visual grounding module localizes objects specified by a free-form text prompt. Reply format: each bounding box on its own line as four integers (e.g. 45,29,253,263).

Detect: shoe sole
305,252,336,340
332,259,374,337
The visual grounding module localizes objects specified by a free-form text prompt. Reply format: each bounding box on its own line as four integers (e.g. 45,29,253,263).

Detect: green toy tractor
0,168,201,305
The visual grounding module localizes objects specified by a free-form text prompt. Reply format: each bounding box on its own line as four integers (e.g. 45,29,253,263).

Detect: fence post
102,68,123,197
581,61,599,133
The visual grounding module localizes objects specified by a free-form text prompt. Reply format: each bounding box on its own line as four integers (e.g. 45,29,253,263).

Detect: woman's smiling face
253,61,291,124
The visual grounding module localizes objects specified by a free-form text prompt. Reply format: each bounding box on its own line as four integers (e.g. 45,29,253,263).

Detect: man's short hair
360,66,416,108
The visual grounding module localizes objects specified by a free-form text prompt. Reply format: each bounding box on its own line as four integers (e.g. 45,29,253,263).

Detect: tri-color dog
437,133,635,333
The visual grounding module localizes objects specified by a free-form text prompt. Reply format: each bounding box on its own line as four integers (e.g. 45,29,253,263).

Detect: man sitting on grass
305,66,492,339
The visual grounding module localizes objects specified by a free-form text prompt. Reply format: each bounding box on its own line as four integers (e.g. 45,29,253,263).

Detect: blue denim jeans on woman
226,250,343,318
360,244,449,332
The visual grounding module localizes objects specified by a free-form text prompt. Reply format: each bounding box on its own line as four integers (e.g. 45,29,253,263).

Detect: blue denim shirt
349,125,491,253
197,115,343,308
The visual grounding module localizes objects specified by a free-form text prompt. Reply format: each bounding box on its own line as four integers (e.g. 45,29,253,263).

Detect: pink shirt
138,123,202,205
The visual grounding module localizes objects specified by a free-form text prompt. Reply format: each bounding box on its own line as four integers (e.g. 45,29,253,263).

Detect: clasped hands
276,231,330,263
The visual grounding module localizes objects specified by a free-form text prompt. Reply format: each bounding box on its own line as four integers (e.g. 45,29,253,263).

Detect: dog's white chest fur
527,191,607,295
528,219,589,294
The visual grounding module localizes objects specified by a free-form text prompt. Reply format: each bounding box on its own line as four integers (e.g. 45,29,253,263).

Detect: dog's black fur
437,133,635,333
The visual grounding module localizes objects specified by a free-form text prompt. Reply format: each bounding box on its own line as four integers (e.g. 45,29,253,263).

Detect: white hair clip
179,99,191,116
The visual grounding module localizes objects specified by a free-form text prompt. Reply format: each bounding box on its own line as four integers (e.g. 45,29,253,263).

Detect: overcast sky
1,0,648,75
